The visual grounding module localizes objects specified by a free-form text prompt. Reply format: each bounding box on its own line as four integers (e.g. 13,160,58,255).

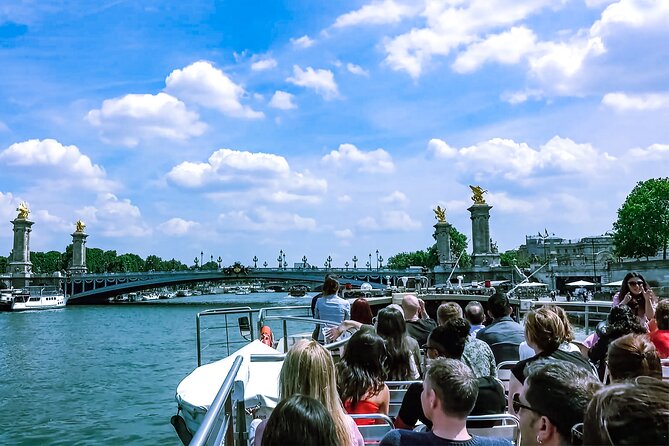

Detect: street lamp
253,255,258,268
283,252,286,269
376,250,379,270
379,256,383,269
217,256,222,269
302,255,308,268
352,256,358,269
200,251,204,268
368,253,372,271
263,261,268,268
326,255,332,269
278,250,283,269
345,261,349,271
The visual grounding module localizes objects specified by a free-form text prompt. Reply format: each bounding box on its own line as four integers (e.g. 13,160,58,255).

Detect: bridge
61,267,429,304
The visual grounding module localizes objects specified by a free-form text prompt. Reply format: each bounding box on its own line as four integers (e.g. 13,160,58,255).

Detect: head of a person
437,301,463,325
421,358,478,421
607,333,662,381
338,329,387,405
279,339,338,403
655,299,669,330
464,301,485,325
605,305,647,338
545,304,575,343
322,275,339,295
375,306,406,341
518,360,602,446
262,394,338,446
350,298,373,325
620,271,647,297
583,377,669,446
401,294,420,320
524,306,567,354
487,292,510,319
425,317,470,360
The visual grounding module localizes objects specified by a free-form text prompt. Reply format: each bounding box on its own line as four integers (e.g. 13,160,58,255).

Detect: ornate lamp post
376,250,379,270
253,255,258,268
379,256,383,269
200,251,204,268
263,261,268,268
345,261,349,271
368,253,372,271
278,250,283,269
194,257,199,270
217,256,222,269
283,252,286,269
302,255,308,268
326,255,332,269
352,256,358,269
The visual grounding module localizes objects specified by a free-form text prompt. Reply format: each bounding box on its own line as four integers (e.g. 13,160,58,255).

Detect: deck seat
467,413,521,445
490,342,520,363
349,414,395,445
495,361,517,395
385,380,422,419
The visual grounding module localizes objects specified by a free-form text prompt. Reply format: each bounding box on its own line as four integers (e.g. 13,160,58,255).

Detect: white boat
142,292,160,301
0,286,66,312
234,287,251,295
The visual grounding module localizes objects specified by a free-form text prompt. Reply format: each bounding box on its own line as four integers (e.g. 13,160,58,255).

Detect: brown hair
655,299,669,330
350,298,373,325
607,333,662,381
524,306,567,353
437,302,463,325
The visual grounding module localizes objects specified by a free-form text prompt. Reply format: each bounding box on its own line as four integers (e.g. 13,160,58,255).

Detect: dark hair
607,333,662,381
487,293,509,319
426,358,478,418
525,360,602,442
375,307,413,380
465,301,484,325
437,302,462,325
583,377,669,446
323,275,339,295
606,305,647,338
428,318,470,359
656,299,669,330
618,272,647,314
350,298,373,325
337,330,387,408
262,394,338,446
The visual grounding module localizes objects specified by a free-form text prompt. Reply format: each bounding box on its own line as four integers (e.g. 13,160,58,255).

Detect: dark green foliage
387,226,471,269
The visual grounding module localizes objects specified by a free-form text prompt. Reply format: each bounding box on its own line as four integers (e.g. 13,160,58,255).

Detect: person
516,360,602,446
261,394,338,446
582,377,669,446
337,329,390,425
253,340,363,446
376,306,422,380
394,319,506,430
588,305,647,380
437,302,496,378
465,301,486,335
518,305,579,360
508,307,593,415
650,298,669,358
314,275,350,343
380,358,511,446
259,325,274,347
402,294,437,347
606,333,662,381
612,272,658,325
351,298,373,325
476,293,524,347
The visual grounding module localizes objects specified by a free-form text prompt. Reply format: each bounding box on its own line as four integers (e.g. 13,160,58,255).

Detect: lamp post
352,256,358,269
217,256,222,269
283,252,286,269
278,250,283,269
302,255,308,268
368,253,372,271
263,261,268,268
200,251,203,268
326,255,332,269
376,250,379,270
345,261,349,271
253,256,258,268
379,256,383,269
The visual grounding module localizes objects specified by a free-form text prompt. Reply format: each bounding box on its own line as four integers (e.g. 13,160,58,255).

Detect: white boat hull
0,288,66,312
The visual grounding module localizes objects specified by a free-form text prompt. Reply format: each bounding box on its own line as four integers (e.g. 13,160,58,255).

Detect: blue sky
0,0,668,267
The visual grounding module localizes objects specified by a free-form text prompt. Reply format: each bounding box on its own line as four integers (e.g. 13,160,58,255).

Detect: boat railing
189,355,245,446
261,314,345,352
197,307,255,367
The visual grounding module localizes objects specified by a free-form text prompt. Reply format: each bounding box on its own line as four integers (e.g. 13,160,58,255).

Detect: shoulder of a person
379,428,402,446
471,435,513,446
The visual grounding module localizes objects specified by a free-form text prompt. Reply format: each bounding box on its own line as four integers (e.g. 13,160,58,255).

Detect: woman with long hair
350,298,373,325
607,333,662,381
254,340,363,446
613,272,658,324
262,395,338,446
375,306,422,380
337,329,390,424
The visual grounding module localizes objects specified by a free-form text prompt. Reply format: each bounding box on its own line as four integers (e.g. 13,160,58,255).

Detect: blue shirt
315,294,350,341
380,430,512,446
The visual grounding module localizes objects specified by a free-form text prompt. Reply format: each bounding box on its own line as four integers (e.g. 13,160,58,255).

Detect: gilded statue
16,202,30,219
75,220,86,233
433,205,446,222
469,185,488,204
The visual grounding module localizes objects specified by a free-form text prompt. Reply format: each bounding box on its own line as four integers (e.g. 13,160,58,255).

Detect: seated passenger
261,394,338,446
376,306,422,380
394,319,505,430
380,358,511,446
606,333,662,381
337,329,390,424
465,301,486,336
583,377,669,446
650,298,669,358
402,294,438,347
516,360,601,446
612,272,658,326
476,293,525,348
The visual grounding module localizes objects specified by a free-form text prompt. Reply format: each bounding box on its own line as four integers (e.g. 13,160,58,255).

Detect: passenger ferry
0,286,66,311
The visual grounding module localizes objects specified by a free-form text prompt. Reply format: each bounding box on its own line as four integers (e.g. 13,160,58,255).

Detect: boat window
29,297,40,302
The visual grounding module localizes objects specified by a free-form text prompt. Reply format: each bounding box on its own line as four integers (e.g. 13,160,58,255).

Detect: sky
0,0,668,268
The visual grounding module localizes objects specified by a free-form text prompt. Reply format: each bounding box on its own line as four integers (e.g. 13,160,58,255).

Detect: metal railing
190,356,245,446
197,307,255,366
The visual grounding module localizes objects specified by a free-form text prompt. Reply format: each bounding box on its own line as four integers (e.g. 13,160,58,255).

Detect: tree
448,226,471,268
613,178,669,260
387,226,472,269
499,249,530,268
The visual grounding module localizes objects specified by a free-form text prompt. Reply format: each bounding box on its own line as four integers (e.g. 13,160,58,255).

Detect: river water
0,292,314,446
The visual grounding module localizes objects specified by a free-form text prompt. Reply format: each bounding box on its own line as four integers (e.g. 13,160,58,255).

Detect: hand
325,326,341,342
418,298,427,317
621,293,632,305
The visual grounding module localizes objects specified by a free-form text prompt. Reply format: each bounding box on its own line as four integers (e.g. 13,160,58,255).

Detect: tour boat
0,286,66,312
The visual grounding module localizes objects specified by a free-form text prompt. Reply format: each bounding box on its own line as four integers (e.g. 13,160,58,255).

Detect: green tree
144,255,163,272
117,253,145,272
30,251,63,273
613,178,669,260
387,226,472,269
0,255,7,274
448,226,471,268
86,248,106,273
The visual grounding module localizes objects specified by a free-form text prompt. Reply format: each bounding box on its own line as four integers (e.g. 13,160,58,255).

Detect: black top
406,318,438,347
380,430,511,446
510,348,593,384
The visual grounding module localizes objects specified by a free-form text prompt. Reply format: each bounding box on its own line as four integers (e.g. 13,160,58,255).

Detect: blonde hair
524,306,567,352
279,340,351,445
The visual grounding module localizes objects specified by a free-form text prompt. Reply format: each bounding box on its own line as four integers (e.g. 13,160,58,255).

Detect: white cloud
338,194,352,203
358,210,421,231
382,190,409,205
427,138,458,158
157,217,199,236
452,26,537,73
346,63,370,76
251,58,278,71
86,92,206,147
290,35,315,48
627,143,669,160
0,191,19,226
591,0,669,36
267,191,321,204
78,193,150,237
602,92,669,111
34,209,71,231
165,61,263,119
0,139,114,191
335,228,354,239
0,120,8,132
269,91,297,110
322,143,394,173
333,0,417,28
501,89,544,104
219,207,317,231
287,66,339,100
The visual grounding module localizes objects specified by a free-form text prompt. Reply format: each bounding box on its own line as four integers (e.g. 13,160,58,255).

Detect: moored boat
0,286,66,311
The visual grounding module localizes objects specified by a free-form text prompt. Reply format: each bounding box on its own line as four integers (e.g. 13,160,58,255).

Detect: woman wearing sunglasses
612,272,658,325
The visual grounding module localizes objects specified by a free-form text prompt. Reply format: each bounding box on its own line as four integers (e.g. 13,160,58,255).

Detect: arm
643,288,658,321
378,384,390,415
325,320,363,342
507,374,522,415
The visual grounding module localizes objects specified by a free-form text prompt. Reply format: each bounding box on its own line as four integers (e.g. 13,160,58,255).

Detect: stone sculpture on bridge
469,185,488,204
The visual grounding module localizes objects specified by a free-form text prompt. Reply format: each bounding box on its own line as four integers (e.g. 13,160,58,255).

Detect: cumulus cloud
287,66,339,100
78,193,150,237
0,139,114,191
251,57,278,71
269,91,297,110
382,191,409,205
333,0,418,28
602,92,669,111
219,207,317,231
452,26,537,73
165,61,263,119
322,143,394,173
0,191,19,225
627,143,669,160
157,217,199,236
335,228,354,239
591,0,669,36
338,194,352,203
346,63,370,76
429,135,617,181
86,92,206,147
358,210,421,231
290,35,315,48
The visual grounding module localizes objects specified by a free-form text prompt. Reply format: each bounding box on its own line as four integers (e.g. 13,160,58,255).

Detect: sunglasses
628,280,644,286
571,422,583,446
512,393,539,414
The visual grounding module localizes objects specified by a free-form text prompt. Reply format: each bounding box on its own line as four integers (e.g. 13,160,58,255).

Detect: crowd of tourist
255,273,668,446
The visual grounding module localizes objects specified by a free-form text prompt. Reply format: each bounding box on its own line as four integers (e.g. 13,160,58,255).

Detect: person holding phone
613,272,658,325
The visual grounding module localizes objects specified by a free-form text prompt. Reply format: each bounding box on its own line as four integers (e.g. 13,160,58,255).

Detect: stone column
433,221,454,268
9,217,34,288
69,228,88,275
468,203,499,267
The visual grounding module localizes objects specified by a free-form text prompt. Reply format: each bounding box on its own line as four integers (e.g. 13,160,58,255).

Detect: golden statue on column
433,206,446,222
469,185,488,204
16,202,30,219
75,220,86,233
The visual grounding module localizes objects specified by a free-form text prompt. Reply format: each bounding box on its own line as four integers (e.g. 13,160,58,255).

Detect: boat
142,292,160,301
235,287,251,295
0,286,66,312
288,285,308,297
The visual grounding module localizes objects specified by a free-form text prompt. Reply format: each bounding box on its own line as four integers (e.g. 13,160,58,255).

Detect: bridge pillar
468,203,500,268
9,216,34,288
433,221,455,269
69,224,88,275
